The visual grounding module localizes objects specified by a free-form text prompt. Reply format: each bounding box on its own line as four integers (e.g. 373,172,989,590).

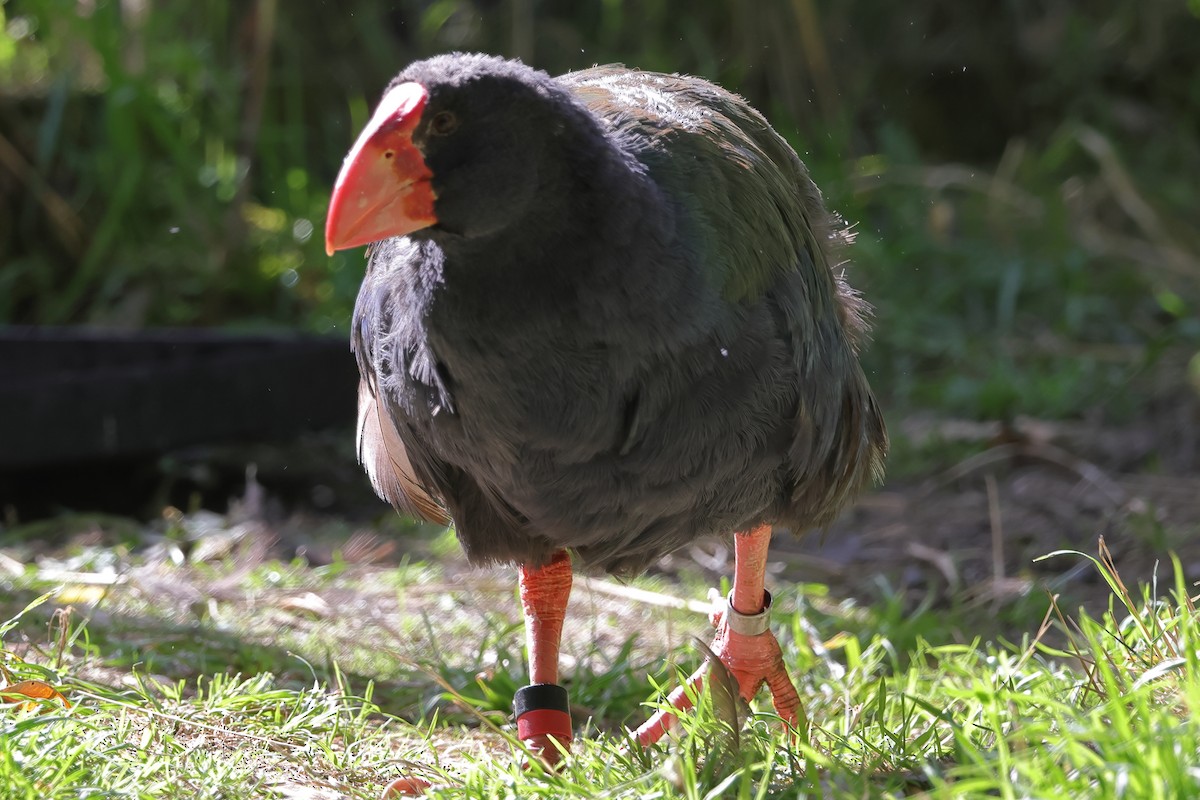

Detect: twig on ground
920,442,1126,508
986,473,1005,583
577,576,714,616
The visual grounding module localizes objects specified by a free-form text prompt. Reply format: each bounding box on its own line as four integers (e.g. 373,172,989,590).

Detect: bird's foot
633,589,801,746
515,683,573,767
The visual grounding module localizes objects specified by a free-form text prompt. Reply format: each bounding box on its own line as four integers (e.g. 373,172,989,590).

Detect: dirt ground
772,409,1200,621
9,403,1199,686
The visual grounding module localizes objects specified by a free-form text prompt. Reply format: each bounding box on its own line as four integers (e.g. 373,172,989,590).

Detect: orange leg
633,524,801,745
515,549,574,766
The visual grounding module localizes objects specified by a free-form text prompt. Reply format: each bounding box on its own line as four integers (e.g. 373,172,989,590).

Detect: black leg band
514,683,570,717
514,683,572,743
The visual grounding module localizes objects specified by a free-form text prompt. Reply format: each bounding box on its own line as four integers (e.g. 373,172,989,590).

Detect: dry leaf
694,638,740,750
56,584,109,604
277,592,332,618
0,679,72,711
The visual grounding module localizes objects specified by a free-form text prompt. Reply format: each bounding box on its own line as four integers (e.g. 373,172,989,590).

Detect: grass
5,531,1200,799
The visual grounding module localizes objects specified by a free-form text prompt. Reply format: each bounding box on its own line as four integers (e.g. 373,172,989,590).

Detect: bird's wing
563,65,886,525
562,65,858,323
351,240,452,526
356,378,451,525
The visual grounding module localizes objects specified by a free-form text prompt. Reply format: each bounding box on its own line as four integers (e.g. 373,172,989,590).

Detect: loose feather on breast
356,380,451,525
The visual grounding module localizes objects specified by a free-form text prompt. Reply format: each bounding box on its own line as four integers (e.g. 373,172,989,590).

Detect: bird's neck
420,121,680,348
436,132,666,276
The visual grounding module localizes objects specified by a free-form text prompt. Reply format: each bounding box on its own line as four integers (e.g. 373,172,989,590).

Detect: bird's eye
429,110,459,136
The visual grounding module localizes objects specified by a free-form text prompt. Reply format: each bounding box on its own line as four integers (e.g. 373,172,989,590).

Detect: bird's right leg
515,549,574,766
379,550,574,797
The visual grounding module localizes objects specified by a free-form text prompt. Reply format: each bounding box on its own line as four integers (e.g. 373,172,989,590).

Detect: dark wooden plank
0,326,358,467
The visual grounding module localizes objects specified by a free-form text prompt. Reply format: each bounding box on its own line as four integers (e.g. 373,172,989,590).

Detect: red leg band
517,708,573,742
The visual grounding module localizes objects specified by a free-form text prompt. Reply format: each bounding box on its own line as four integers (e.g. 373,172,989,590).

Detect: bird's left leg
515,549,574,766
633,524,801,746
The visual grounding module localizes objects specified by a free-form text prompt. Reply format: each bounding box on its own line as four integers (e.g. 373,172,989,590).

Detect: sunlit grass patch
4,540,1200,798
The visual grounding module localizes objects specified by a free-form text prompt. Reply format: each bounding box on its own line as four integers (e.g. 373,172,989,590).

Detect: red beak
325,82,437,255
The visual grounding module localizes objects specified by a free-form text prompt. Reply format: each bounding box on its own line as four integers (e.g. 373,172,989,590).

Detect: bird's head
325,53,573,254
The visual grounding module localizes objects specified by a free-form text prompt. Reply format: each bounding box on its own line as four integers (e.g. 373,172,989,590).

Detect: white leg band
724,589,772,636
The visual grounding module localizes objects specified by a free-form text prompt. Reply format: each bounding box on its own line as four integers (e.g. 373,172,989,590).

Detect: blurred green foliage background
1,0,1197,426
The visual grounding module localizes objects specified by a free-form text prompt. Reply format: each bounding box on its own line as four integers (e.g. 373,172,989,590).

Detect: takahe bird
325,52,887,764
